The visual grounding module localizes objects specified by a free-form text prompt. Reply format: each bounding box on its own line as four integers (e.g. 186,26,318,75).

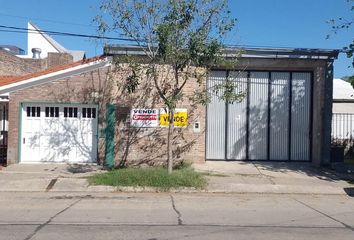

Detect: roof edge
0,55,111,94
104,44,340,60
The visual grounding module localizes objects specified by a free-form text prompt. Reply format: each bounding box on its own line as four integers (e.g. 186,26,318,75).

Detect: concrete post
322,60,334,165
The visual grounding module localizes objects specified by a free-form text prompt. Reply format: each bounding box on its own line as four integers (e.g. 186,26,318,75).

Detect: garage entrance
20,103,98,163
206,71,312,161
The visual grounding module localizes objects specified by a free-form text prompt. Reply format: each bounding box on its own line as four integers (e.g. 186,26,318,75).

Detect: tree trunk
167,108,174,174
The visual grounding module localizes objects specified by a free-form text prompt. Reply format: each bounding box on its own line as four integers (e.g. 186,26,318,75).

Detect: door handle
23,138,25,144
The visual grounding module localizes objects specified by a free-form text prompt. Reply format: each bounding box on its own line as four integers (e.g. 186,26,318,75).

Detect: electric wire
0,12,94,28
0,24,143,42
0,24,342,51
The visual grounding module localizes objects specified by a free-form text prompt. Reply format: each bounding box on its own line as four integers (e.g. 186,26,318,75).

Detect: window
64,107,78,118
45,107,59,117
26,106,40,117
82,107,96,119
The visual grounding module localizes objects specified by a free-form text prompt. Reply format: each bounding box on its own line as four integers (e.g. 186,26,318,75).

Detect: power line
1,24,333,51
0,12,94,28
0,24,143,42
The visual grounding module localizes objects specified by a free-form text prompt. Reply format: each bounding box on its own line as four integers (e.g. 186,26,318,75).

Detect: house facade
0,22,86,165
0,45,339,166
332,78,354,141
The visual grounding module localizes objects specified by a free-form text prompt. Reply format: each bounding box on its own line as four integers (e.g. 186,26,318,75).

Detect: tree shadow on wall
65,60,203,168
224,73,340,181
111,68,201,168
46,65,192,167
25,116,97,164
44,67,111,165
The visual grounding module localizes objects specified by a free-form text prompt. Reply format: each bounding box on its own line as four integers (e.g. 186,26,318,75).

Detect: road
0,192,354,240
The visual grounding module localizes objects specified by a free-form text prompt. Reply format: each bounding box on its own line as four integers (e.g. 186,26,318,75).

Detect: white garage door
20,103,98,163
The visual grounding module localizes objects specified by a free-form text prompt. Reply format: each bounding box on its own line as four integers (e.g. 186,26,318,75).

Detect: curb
1,174,352,196
0,186,350,195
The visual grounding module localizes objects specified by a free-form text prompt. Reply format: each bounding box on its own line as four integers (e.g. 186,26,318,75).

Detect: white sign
130,109,159,128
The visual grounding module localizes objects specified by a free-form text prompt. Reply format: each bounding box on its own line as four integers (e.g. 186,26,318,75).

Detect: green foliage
96,0,242,171
342,75,354,88
95,0,241,108
343,39,354,69
212,78,246,104
327,0,354,77
88,166,207,191
347,75,354,88
125,62,141,93
327,0,353,37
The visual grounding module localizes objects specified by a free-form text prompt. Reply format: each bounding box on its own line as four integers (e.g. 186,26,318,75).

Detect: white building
332,78,354,140
333,78,354,113
20,22,85,61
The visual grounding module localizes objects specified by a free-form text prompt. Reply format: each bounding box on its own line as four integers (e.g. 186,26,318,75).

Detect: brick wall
7,68,104,164
6,57,331,166
7,65,206,165
46,53,73,69
0,49,44,76
0,49,73,76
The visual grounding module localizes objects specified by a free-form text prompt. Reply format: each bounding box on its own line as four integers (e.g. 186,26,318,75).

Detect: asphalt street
0,192,354,240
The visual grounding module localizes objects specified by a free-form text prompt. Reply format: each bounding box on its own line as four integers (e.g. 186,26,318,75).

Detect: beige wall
333,102,354,113
6,57,332,166
7,65,206,166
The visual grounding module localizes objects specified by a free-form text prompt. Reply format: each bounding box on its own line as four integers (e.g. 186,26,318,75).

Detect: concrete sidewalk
0,163,115,192
0,162,353,195
193,161,354,195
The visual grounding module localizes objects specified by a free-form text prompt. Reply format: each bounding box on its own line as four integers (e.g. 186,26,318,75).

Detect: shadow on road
241,161,353,182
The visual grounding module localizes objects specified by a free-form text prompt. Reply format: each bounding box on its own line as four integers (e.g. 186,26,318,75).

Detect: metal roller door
227,71,248,160
206,70,312,161
206,71,226,159
20,103,98,163
248,72,269,160
269,72,290,160
291,73,311,161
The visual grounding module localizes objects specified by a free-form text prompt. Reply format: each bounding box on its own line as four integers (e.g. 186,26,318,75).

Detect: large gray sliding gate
206,71,312,161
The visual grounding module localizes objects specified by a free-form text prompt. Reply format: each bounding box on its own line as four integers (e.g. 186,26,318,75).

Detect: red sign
131,109,159,127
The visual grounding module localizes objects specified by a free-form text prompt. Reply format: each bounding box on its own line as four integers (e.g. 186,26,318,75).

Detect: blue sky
0,0,353,78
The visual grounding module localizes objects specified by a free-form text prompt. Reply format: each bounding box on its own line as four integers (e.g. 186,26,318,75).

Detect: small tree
96,0,243,173
327,0,354,86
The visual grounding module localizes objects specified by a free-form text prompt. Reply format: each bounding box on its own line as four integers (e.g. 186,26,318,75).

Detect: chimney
31,48,42,59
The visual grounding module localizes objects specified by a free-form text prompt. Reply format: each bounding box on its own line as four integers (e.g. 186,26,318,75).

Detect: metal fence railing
331,113,354,162
332,113,354,141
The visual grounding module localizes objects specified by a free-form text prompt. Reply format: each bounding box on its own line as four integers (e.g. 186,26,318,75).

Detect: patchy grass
88,167,207,191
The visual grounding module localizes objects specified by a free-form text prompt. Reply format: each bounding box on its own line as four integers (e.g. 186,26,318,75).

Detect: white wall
333,102,354,114
27,22,59,58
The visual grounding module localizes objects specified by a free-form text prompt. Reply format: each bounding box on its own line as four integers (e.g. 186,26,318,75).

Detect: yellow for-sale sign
160,108,188,128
